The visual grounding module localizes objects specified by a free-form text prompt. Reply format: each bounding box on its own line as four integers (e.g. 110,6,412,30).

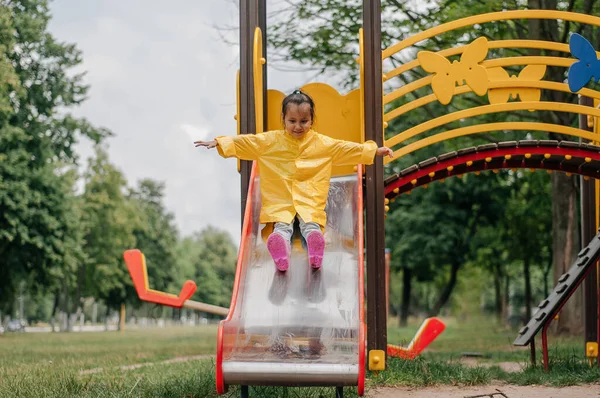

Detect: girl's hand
376,146,394,158
194,140,217,149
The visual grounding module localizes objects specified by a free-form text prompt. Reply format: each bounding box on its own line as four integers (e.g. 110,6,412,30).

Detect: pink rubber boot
306,231,325,269
267,233,290,271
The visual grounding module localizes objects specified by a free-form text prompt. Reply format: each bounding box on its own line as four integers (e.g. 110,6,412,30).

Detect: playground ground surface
0,316,599,397
373,383,600,397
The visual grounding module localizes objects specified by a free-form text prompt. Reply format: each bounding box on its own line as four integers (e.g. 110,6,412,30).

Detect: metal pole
239,0,258,220
542,324,550,372
240,0,267,222
363,0,387,354
579,95,598,365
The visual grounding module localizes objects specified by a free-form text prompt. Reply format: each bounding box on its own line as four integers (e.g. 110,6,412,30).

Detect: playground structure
123,3,600,397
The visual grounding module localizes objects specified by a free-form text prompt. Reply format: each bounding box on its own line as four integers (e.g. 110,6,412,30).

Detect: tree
80,147,136,316
386,170,509,319
502,171,552,321
0,0,109,313
190,226,237,310
128,179,179,295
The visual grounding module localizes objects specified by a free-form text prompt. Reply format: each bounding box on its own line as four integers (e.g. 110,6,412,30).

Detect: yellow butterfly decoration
486,65,547,104
418,37,490,105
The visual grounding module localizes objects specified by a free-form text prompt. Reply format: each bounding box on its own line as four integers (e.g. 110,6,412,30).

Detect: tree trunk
543,259,552,298
503,273,510,327
527,0,541,45
551,173,582,334
429,261,460,316
104,305,110,331
523,257,532,322
399,267,412,327
61,279,70,332
493,263,503,322
50,291,60,332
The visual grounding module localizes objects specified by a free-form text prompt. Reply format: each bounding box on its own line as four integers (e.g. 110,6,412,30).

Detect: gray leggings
273,216,321,242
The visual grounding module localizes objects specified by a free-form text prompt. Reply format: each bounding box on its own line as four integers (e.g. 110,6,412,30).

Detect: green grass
1,318,599,397
389,315,583,361
0,326,219,398
383,315,600,387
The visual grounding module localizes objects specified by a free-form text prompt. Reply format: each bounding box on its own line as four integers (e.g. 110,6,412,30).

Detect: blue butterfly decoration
567,33,600,92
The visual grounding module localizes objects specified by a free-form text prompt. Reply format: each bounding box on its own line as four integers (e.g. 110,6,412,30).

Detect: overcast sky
47,1,318,243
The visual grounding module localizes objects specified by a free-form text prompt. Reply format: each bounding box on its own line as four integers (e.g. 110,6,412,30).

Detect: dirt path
369,383,600,397
78,354,213,375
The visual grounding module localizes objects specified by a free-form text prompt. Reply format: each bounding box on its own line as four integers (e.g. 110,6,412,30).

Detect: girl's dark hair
281,89,315,121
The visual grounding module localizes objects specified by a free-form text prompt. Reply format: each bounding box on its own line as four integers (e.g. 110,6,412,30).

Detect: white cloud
47,0,334,245
180,123,210,142
83,54,125,82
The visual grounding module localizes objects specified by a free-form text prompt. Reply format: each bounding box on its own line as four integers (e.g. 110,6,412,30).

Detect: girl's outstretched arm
194,133,273,160
376,146,394,158
330,139,393,166
194,140,217,149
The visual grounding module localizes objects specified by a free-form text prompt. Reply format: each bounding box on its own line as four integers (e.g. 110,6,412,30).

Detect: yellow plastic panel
267,83,362,176
417,37,489,105
487,65,546,104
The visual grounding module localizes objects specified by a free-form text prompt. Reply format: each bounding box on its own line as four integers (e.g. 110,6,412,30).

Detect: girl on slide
195,90,392,272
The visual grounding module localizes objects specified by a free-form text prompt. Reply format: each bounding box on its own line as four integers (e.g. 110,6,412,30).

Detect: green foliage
188,226,237,309
128,179,179,297
270,0,441,88
0,0,109,312
80,146,137,310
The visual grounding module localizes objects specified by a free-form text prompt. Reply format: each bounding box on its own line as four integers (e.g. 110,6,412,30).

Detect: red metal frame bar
216,163,257,395
385,146,600,197
123,249,196,307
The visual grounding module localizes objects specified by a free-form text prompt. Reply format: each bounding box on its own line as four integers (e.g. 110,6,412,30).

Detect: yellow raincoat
215,129,378,227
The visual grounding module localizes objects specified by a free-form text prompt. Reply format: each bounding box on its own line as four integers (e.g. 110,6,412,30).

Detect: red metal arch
384,141,600,199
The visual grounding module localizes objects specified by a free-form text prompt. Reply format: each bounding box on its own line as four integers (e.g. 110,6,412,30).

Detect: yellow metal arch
383,40,583,82
386,122,599,163
385,102,600,148
382,10,600,59
384,56,574,105
385,83,600,123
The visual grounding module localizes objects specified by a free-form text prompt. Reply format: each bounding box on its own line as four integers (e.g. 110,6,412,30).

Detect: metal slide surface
216,163,365,393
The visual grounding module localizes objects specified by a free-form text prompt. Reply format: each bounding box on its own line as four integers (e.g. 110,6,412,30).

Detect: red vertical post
363,0,387,354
